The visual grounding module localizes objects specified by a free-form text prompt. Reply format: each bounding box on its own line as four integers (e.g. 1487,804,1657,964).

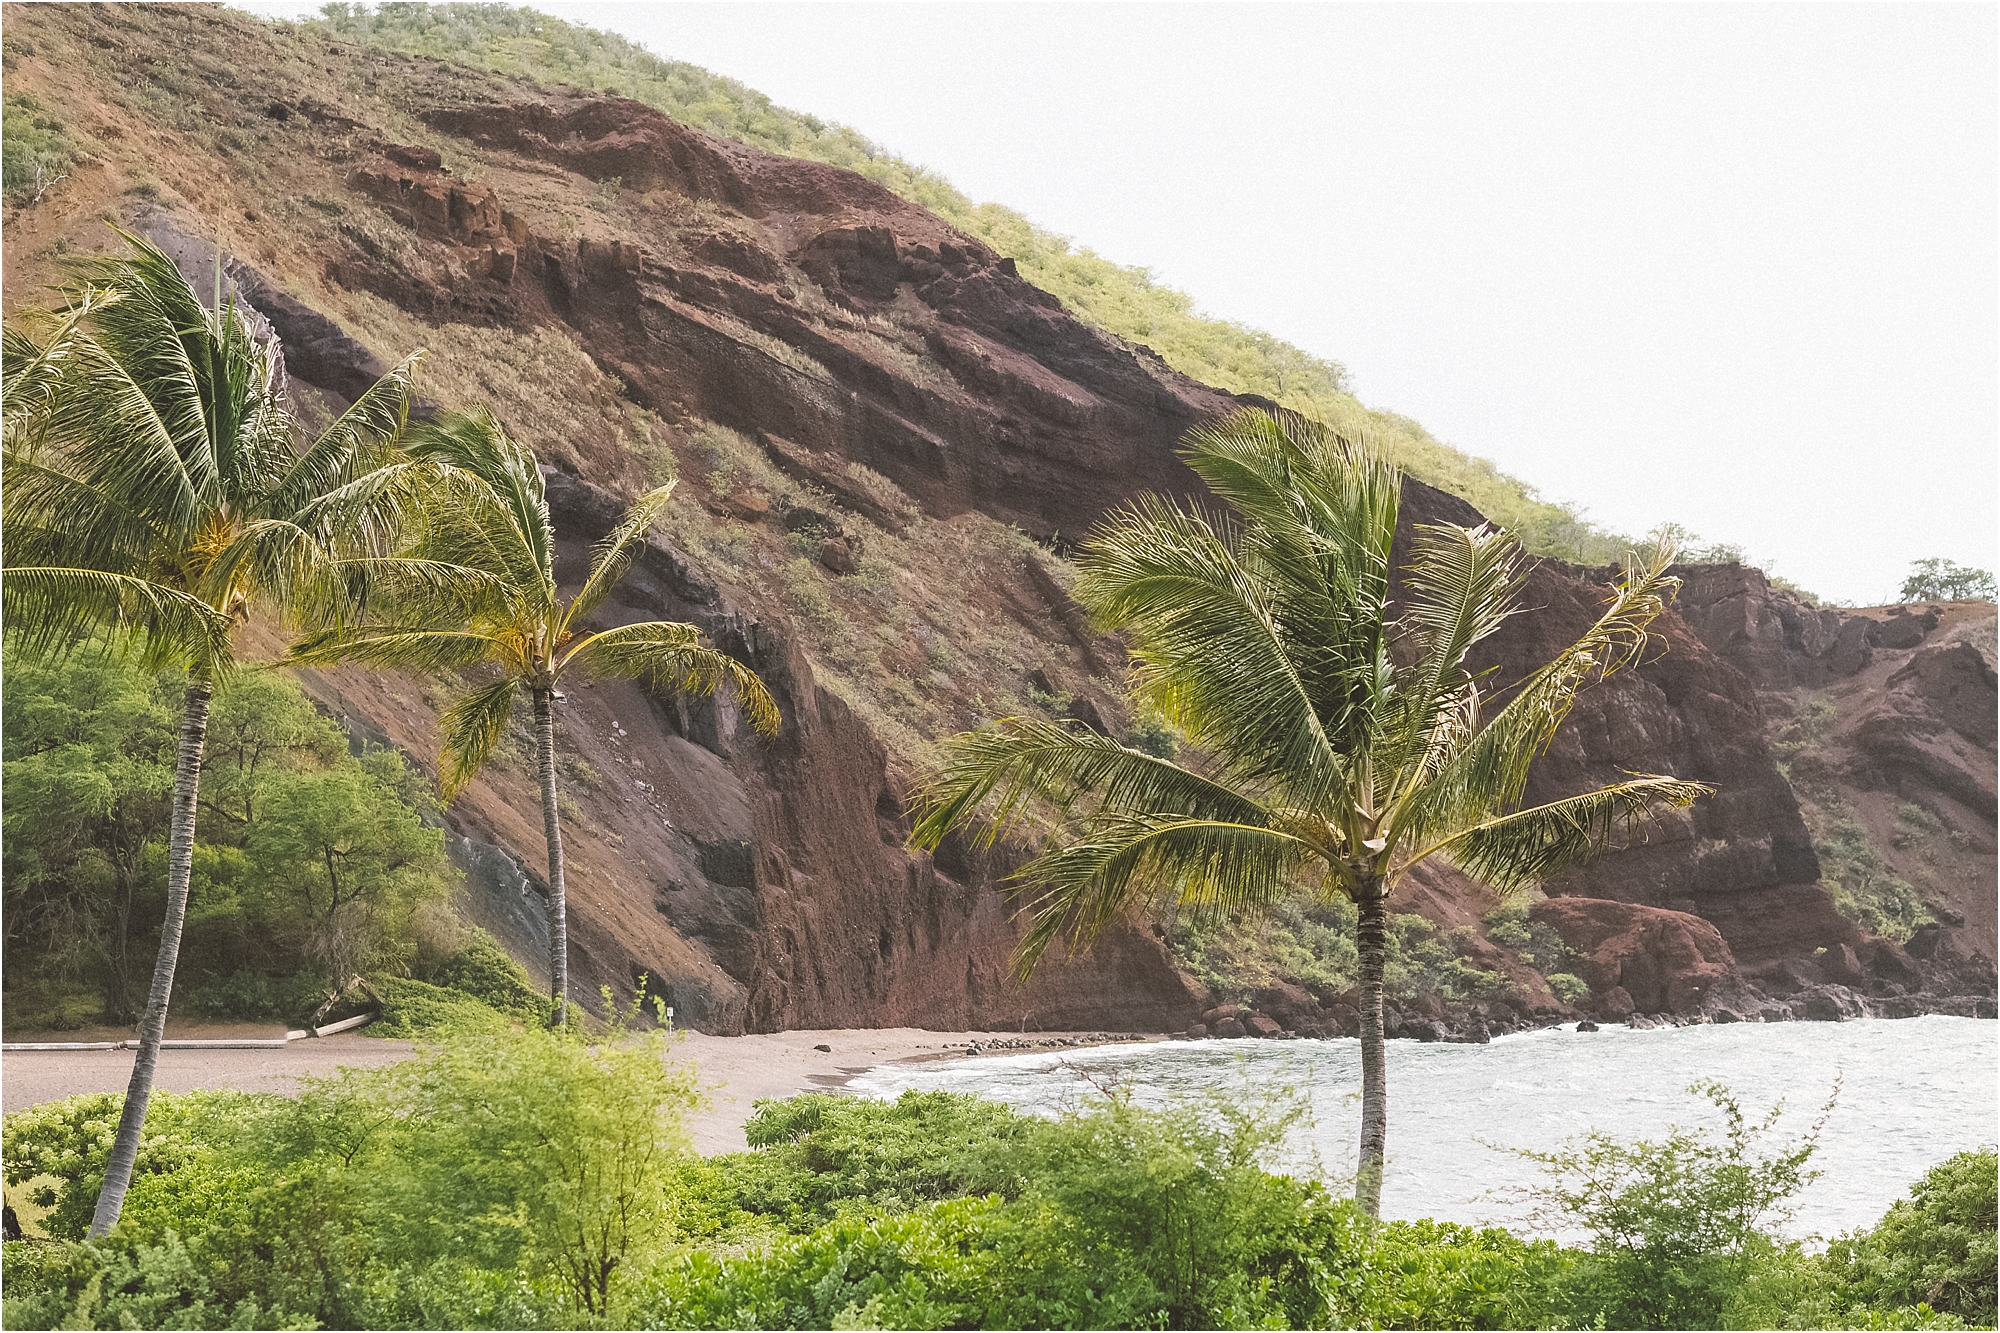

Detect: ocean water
850,1016,1998,1242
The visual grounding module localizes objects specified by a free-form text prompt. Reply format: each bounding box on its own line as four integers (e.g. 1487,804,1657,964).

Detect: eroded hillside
3,3,1990,1036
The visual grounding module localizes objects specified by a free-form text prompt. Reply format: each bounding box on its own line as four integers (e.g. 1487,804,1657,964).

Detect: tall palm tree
287,410,781,1026
911,409,1712,1217
1,233,429,1236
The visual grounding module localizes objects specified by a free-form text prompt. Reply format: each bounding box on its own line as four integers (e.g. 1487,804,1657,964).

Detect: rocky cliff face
3,3,1989,1036
1671,566,1997,1001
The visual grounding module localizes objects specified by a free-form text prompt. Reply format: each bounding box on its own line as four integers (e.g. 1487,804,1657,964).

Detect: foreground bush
4,1053,1990,1330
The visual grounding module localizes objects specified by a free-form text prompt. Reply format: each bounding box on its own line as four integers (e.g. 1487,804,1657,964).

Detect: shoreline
7,1011,1992,1155
670,1027,1167,1153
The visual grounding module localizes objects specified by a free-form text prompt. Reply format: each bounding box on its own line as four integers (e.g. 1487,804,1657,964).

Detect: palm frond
404,410,556,606
1382,521,1526,793
909,716,1272,852
563,621,781,736
1074,492,1352,811
1013,815,1313,973
1387,543,1682,849
1,287,119,435
284,627,505,674
1,566,231,671
1183,409,1401,757
0,456,164,574
266,352,424,519
437,676,521,802
37,326,204,541
1409,774,1713,891
563,481,677,630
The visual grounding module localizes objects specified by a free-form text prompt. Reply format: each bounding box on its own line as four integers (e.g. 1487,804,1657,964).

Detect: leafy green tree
288,410,780,1024
1899,558,1997,603
244,758,454,986
1,649,177,1022
0,231,426,1235
196,670,347,829
913,409,1710,1216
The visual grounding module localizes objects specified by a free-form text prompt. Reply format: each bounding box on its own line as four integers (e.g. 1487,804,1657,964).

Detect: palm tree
1,233,428,1236
287,410,781,1026
911,409,1712,1217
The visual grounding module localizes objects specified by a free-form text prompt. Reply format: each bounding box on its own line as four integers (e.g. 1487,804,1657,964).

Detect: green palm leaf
438,676,521,800
1076,493,1352,810
563,481,677,630
1015,815,1311,971
910,716,1271,853
1416,775,1714,890
565,621,780,736
1,566,230,671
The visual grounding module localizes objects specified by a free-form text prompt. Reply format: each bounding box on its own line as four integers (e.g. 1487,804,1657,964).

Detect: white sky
245,2,1998,605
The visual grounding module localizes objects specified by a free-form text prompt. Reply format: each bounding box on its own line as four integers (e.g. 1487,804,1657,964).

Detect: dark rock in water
1793,984,1865,1022
1403,1020,1441,1042
1186,1023,1208,1039
1576,1019,1601,1032
1864,994,1927,1020
1211,1016,1245,1039
1760,1004,1794,1022
1243,1013,1282,1039
813,1043,832,1052
1712,1007,1745,1024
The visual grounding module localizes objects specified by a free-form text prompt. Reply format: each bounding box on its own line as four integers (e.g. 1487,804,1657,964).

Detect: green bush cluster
4,1042,1992,1329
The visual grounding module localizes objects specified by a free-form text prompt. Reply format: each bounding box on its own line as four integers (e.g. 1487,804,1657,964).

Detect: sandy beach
2,1025,1157,1153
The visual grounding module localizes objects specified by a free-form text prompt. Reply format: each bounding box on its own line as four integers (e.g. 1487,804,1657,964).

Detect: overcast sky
249,2,1997,605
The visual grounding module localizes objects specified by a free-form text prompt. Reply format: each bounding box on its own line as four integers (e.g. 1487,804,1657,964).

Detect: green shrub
1338,1217,1573,1330
1517,1080,1833,1330
630,1194,1154,1331
368,974,521,1036
1827,1149,1997,1324
713,1089,1030,1229
424,929,551,1021
1546,972,1590,1004
2,1089,274,1244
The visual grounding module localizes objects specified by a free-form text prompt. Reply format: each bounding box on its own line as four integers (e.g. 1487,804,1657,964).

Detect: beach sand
2,1024,1160,1153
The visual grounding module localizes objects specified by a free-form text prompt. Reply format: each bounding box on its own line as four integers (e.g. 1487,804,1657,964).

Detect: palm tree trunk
534,687,569,1027
88,675,212,1238
1355,872,1388,1219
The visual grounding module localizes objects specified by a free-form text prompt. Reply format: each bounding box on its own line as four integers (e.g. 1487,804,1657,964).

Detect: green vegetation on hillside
306,1,1637,564
1,91,82,205
1772,691,1938,945
5,1019,1991,1329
